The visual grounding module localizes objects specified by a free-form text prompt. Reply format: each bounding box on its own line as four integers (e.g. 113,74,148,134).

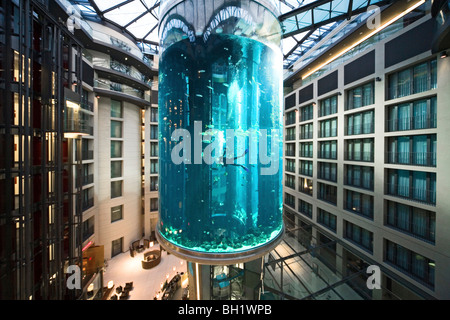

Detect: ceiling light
441,51,448,59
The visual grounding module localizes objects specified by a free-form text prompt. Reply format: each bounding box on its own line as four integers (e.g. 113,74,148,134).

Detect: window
344,189,374,219
150,142,159,157
82,216,95,242
82,188,94,211
319,117,337,138
299,160,313,177
387,97,437,132
386,134,436,167
111,161,122,178
150,198,158,211
300,123,313,140
317,208,337,232
300,142,313,158
286,127,296,141
111,205,123,223
150,107,158,122
111,181,123,198
285,193,295,209
111,237,123,257
346,110,374,135
285,174,296,190
344,221,373,253
388,59,437,100
345,138,374,162
150,176,158,191
386,169,436,205
150,125,158,140
318,140,337,159
319,95,337,117
111,141,122,158
300,104,314,122
111,100,123,118
318,182,337,205
286,110,296,125
386,200,435,243
298,199,312,218
345,165,374,190
318,162,337,182
285,143,296,157
347,82,374,110
111,120,123,138
299,177,313,196
285,159,295,173
150,160,158,174
385,239,435,288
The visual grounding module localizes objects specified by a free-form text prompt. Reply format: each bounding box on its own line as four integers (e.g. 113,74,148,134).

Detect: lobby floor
103,244,188,300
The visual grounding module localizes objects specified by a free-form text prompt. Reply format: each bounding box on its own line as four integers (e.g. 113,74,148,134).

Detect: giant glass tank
157,0,284,264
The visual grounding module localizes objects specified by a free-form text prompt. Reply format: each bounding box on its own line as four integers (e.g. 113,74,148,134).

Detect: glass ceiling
69,0,393,69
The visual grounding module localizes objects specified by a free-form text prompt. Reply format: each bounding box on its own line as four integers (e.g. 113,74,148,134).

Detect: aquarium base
156,226,285,265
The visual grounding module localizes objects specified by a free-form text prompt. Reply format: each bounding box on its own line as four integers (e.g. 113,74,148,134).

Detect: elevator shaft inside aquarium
158,33,283,258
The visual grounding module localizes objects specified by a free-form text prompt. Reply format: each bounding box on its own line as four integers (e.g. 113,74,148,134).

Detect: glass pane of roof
103,1,147,27
95,0,127,11
126,13,158,38
330,0,348,15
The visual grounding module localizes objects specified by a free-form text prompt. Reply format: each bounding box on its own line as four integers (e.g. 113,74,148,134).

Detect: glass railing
92,56,152,86
94,78,150,102
91,29,154,68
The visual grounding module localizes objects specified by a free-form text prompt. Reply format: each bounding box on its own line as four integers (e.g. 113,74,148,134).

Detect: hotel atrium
0,0,449,301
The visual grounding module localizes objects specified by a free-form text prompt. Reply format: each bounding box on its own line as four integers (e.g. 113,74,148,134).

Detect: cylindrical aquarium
157,0,284,264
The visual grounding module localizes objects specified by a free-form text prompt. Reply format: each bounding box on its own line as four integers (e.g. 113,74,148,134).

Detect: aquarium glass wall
157,0,284,261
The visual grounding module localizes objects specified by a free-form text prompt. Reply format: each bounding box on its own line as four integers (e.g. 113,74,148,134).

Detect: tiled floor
103,244,188,300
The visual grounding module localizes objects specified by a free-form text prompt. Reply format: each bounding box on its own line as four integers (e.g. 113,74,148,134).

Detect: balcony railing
319,172,337,183
345,151,374,162
318,128,337,138
285,202,295,210
82,174,94,186
299,131,313,140
386,152,436,167
386,115,437,132
318,150,337,160
76,150,94,161
344,200,374,219
299,150,313,158
386,183,436,206
285,165,295,173
82,198,94,212
285,149,296,157
81,101,94,112
285,133,296,141
346,122,374,135
299,168,313,177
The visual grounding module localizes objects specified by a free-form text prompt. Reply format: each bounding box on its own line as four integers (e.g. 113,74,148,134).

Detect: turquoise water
158,34,283,254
